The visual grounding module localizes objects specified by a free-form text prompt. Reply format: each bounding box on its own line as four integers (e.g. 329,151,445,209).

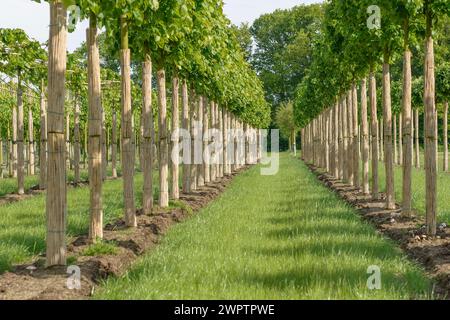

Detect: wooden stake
39,81,47,189
197,95,204,187
28,95,35,176
111,110,117,178
87,18,103,240
402,49,413,216
46,0,67,266
142,53,154,214
383,60,396,210
17,75,24,195
73,94,80,184
361,79,370,195
443,101,448,172
182,80,191,193
203,97,210,182
424,14,437,236
157,69,169,207
370,70,379,199
120,16,136,227
352,84,360,189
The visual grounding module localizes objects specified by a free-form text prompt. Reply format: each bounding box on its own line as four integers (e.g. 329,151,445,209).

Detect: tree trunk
203,97,210,182
189,90,197,190
101,109,107,181
46,0,67,266
211,101,217,180
402,48,413,216
170,76,180,199
380,120,384,162
39,81,47,189
197,96,205,187
17,75,24,195
87,18,103,241
223,109,229,175
394,114,398,165
157,69,169,207
424,13,437,236
342,96,349,182
219,106,224,176
338,99,344,180
352,83,360,189
182,80,191,193
111,110,117,178
383,59,396,210
73,95,80,184
370,70,379,199
12,100,17,179
28,99,35,176
399,113,403,166
120,16,136,227
142,53,154,214
443,101,448,172
333,101,339,179
361,78,370,195
415,109,420,168
66,114,70,170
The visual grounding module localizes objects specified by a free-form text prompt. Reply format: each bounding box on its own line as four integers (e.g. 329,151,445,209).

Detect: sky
0,0,322,52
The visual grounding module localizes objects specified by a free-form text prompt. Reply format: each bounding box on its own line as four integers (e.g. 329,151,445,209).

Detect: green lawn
0,168,92,197
0,171,146,273
95,153,431,300
374,155,450,223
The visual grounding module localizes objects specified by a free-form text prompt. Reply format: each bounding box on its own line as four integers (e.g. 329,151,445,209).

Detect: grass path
375,160,450,223
96,153,431,300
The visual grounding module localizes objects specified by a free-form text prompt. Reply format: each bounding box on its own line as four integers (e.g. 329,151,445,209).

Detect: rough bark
120,16,136,227
170,76,180,198
46,0,67,266
87,18,103,240
402,49,413,216
111,110,117,178
352,84,359,189
444,101,448,172
210,101,217,180
142,53,154,214
370,70,379,199
338,99,344,180
383,59,396,210
39,82,47,189
219,106,224,177
182,80,191,193
157,69,169,207
424,16,437,236
66,114,70,170
189,90,197,191
12,99,17,178
203,97,210,183
17,76,24,195
394,114,398,165
197,95,205,187
28,96,35,176
73,95,80,184
361,78,370,195
101,108,107,181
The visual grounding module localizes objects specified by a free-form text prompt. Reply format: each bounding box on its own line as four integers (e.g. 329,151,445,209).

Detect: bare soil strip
0,167,248,300
306,163,450,299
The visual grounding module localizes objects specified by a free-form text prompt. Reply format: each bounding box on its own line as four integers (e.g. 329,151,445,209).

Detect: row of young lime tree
295,0,449,236
0,0,271,267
